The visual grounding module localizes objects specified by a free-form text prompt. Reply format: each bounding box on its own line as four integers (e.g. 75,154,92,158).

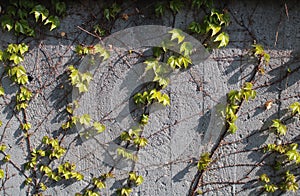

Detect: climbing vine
0,0,299,195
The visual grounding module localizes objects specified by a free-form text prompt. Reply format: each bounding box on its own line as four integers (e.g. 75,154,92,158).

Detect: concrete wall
0,0,299,195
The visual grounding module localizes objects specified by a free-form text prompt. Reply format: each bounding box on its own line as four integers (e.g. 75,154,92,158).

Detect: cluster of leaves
61,103,106,140
0,43,29,84
155,0,184,17
75,44,109,60
145,29,193,88
68,65,93,93
76,114,106,140
0,0,65,36
25,136,83,192
189,9,230,48
26,136,66,169
197,152,211,172
116,147,138,162
155,0,213,17
191,0,213,9
75,172,114,196
264,143,300,164
134,89,170,107
93,24,106,36
226,82,256,133
270,119,287,136
252,44,270,74
260,170,299,193
259,102,300,193
133,88,170,126
16,86,32,111
104,2,121,21
120,127,148,148
0,144,9,179
117,128,147,162
116,171,143,196
0,43,34,111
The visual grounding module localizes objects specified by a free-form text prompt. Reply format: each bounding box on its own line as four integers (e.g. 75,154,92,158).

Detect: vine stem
188,54,264,196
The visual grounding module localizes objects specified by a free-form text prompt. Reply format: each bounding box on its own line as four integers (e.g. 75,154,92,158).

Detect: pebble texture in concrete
0,0,299,195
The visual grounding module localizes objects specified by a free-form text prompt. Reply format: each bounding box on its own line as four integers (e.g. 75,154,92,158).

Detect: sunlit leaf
214,32,229,48
79,114,91,126
180,42,193,56
44,16,60,31
169,29,185,44
93,122,105,133
290,102,300,115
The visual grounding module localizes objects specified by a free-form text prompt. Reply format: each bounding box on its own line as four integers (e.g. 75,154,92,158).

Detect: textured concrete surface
0,0,300,195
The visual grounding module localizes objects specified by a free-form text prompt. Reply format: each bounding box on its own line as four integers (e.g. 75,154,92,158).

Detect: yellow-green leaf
169,29,185,44
214,32,229,48
0,169,4,179
93,122,105,133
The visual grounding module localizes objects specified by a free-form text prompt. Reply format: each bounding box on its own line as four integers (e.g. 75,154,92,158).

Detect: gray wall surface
0,0,299,195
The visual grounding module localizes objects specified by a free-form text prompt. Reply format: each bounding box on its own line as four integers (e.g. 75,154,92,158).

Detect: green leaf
228,90,241,103
25,177,32,185
290,102,300,115
153,75,169,88
40,183,47,191
144,58,159,72
93,178,106,189
189,21,204,34
14,21,26,35
214,32,229,48
3,154,10,162
1,15,14,31
0,50,3,61
44,16,60,31
135,175,144,185
81,72,93,83
93,122,105,133
286,150,299,162
0,86,4,96
192,0,204,9
264,53,270,64
22,123,31,131
252,44,264,56
155,3,165,17
140,114,149,125
159,93,170,106
94,44,110,60
211,9,230,26
76,82,89,93
264,184,278,192
178,56,192,69
169,0,184,14
119,187,132,196
18,43,29,55
9,53,23,64
271,119,287,136
55,2,66,16
30,5,49,22
120,131,131,141
139,137,148,147
207,23,221,37
0,169,4,179
180,42,193,57
259,174,270,183
169,29,185,44
197,152,211,171
79,114,91,125
0,144,7,152
167,56,178,69
228,121,238,133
